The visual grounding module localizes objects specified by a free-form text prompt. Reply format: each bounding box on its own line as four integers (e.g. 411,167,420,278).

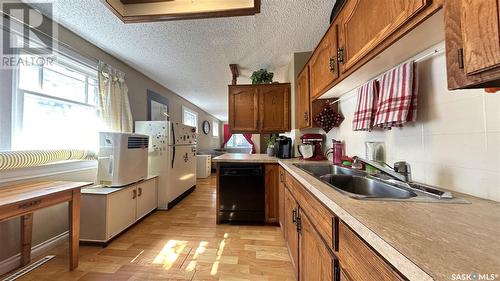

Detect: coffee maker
298,134,326,161
275,136,293,159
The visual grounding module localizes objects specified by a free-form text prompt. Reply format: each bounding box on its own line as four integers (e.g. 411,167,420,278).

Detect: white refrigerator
135,121,197,210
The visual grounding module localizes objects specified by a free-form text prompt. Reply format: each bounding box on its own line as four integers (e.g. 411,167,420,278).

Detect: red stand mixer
298,134,326,161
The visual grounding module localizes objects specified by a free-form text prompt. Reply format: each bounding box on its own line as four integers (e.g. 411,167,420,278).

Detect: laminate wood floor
11,175,295,281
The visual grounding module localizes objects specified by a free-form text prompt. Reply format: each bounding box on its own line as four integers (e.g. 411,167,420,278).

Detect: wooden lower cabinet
299,211,334,281
284,187,299,277
264,164,280,223
278,166,286,233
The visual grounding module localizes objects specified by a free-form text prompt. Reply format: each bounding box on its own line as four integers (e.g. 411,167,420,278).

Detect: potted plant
250,69,274,84
264,135,277,156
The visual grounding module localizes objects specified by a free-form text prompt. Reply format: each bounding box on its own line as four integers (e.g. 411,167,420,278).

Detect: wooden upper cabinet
445,0,500,89
309,24,339,100
338,0,430,73
259,84,291,133
460,0,500,75
228,85,259,133
228,84,291,133
299,211,334,281
296,67,311,129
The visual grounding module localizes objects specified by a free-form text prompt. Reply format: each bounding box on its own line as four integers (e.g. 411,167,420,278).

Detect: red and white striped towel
373,62,418,129
352,80,379,131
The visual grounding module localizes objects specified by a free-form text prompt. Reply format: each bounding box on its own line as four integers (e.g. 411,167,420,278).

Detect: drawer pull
132,189,137,199
18,199,41,209
138,187,142,197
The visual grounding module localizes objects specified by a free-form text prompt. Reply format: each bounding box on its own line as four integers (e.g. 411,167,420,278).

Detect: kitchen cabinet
80,177,157,244
264,164,280,224
228,83,291,133
284,187,299,276
299,211,334,281
281,169,404,281
309,24,339,99
278,166,286,233
296,67,311,129
338,0,430,73
337,221,403,281
445,0,500,89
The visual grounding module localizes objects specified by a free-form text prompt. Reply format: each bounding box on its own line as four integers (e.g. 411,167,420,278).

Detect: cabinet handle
303,112,308,121
138,187,142,197
334,263,341,281
292,208,297,224
132,189,137,199
458,48,464,69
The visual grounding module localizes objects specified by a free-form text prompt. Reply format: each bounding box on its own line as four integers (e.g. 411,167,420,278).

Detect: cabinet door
299,211,334,281
107,186,137,239
309,24,339,100
460,0,500,75
278,167,286,235
264,164,280,224
259,84,291,132
228,85,259,132
339,0,429,72
296,67,311,129
136,179,157,220
284,187,299,277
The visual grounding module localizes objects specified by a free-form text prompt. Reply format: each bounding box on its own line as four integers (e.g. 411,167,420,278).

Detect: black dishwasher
218,163,265,223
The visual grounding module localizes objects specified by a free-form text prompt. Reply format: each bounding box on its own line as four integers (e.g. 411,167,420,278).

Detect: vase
266,147,275,156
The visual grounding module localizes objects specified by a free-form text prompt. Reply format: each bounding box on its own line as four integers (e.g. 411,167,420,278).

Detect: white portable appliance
97,132,149,187
135,121,197,210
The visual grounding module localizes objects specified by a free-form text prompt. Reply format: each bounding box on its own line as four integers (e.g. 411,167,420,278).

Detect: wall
314,50,500,202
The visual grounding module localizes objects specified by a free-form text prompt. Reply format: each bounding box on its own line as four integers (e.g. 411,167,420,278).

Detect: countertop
213,153,279,163
82,175,158,195
214,154,500,281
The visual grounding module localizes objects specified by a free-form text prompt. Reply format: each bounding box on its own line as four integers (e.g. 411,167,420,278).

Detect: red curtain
222,124,232,148
243,133,256,154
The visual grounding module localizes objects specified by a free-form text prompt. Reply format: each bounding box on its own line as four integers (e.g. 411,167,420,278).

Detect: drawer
285,171,335,251
338,222,403,281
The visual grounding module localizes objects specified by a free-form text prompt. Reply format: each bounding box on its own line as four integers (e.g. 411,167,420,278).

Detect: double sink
294,163,466,203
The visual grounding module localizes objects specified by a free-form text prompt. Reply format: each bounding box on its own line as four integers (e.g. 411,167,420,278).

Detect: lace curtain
98,61,133,132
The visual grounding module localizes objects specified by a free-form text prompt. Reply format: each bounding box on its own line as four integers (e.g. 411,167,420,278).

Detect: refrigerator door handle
171,123,176,146
171,146,176,169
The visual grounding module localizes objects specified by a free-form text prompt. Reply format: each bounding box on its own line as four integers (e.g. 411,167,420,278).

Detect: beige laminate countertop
214,154,500,281
213,153,279,163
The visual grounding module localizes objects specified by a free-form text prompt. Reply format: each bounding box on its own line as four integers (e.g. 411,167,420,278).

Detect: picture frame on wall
147,89,169,121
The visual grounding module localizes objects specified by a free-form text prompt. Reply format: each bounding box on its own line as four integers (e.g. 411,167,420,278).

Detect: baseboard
167,185,196,209
0,231,69,276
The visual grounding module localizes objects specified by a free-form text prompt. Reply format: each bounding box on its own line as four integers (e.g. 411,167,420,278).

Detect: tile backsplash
316,52,500,202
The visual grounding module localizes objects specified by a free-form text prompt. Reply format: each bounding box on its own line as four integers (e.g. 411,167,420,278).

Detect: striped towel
373,62,418,129
352,80,379,131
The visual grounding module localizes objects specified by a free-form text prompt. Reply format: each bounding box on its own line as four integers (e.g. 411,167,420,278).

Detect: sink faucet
352,157,411,182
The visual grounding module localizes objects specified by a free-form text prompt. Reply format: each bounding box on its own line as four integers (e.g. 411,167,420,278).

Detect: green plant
250,69,274,84
264,135,277,148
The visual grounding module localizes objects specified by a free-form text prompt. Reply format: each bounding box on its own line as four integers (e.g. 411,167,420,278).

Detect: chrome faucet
352,157,411,182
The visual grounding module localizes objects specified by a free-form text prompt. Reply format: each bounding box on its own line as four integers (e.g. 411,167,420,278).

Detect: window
225,134,251,147
182,105,198,131
13,55,99,151
212,120,219,137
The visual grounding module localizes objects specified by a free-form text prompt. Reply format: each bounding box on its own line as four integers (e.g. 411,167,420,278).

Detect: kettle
297,144,314,159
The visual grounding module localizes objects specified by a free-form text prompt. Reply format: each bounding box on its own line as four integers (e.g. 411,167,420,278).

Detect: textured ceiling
28,0,334,121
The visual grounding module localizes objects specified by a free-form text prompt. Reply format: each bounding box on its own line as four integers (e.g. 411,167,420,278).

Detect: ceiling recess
103,0,261,23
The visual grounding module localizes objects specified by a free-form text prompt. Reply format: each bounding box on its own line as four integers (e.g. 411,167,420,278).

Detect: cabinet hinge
458,48,464,69
337,47,345,64
296,213,302,233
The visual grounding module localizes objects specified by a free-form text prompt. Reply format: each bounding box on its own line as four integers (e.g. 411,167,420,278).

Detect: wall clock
202,120,211,135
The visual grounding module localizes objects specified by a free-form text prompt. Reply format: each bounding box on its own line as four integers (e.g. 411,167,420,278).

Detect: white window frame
182,105,198,132
12,52,99,151
212,120,219,137
225,134,251,148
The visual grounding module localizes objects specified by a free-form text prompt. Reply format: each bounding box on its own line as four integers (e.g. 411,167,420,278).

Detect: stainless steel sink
319,174,417,199
293,163,467,203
